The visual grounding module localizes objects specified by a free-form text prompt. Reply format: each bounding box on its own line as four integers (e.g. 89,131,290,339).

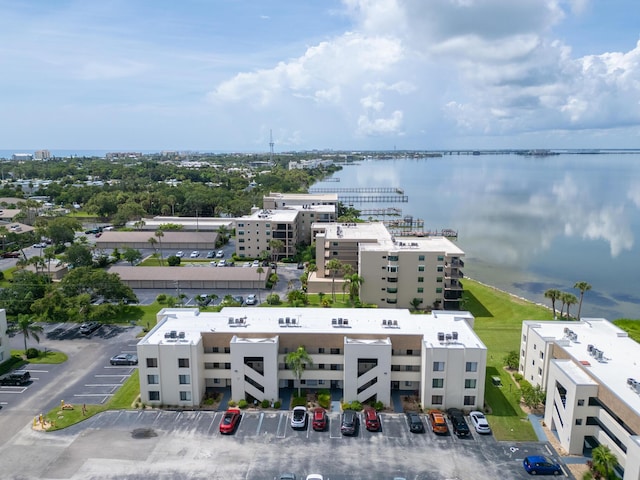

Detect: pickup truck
0,371,31,386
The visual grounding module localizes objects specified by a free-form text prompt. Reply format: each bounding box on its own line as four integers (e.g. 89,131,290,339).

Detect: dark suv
0,371,31,386
447,408,470,437
79,322,100,335
406,412,425,433
341,409,358,436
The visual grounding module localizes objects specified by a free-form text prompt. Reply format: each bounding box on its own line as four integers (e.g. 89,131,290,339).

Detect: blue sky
1,0,640,151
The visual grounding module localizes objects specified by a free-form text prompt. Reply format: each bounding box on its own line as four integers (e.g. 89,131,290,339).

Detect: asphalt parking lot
0,407,573,480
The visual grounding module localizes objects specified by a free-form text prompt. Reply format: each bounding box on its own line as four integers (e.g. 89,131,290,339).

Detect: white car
216,250,224,258
190,251,200,258
291,406,307,429
209,261,217,267
218,259,226,267
242,262,251,267
252,259,260,267
469,410,491,434
175,251,184,258
245,294,257,305
306,476,323,480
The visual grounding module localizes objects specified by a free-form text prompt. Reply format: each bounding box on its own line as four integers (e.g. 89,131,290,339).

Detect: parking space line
24,369,48,373
0,387,28,394
256,412,264,435
95,374,130,378
73,393,114,397
276,412,287,438
85,384,121,387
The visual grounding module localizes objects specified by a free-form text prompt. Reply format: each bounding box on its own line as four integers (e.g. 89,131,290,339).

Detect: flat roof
139,308,486,351
96,231,216,244
319,222,391,242
242,209,299,222
266,192,338,202
126,217,234,230
109,265,268,281
525,318,640,416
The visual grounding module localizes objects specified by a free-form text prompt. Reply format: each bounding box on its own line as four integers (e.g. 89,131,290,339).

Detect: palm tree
591,444,618,479
326,258,343,302
574,281,592,320
346,273,364,302
286,346,313,397
147,236,158,261
544,289,562,319
256,266,264,303
563,293,578,320
410,298,423,311
16,315,44,353
269,239,284,261
154,229,165,266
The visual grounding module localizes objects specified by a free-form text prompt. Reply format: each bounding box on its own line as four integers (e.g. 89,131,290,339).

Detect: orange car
428,409,449,435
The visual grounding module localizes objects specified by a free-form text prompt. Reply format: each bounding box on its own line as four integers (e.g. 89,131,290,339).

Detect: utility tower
269,129,274,164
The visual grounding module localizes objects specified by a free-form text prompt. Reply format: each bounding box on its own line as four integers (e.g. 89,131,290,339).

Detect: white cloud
357,110,403,136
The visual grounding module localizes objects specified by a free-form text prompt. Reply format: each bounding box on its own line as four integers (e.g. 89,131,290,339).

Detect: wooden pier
309,186,404,194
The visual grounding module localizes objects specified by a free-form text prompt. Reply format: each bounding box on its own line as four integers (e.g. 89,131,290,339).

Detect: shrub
167,255,180,266
156,293,167,303
291,396,307,407
266,293,281,305
227,400,237,407
317,391,331,409
513,372,524,382
238,399,248,409
274,400,281,409
261,399,270,408
25,348,40,359
374,400,385,411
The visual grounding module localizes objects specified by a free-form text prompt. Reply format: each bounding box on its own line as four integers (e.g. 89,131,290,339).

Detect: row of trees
544,281,592,320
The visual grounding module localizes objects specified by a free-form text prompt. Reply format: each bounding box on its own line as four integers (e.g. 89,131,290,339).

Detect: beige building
310,222,464,310
262,192,338,210
125,216,234,232
520,319,640,479
137,308,486,411
95,231,217,251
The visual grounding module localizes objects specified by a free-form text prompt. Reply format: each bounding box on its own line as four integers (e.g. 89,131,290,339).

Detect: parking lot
0,405,573,480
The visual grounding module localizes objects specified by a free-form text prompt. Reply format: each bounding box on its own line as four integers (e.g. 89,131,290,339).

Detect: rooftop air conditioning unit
393,320,398,327
382,319,387,326
452,331,458,340
438,332,445,342
178,331,185,339
445,333,452,342
587,344,594,354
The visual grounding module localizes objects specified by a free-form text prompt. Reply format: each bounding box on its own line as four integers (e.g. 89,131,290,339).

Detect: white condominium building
520,319,640,480
137,308,486,412
0,309,8,364
311,222,465,310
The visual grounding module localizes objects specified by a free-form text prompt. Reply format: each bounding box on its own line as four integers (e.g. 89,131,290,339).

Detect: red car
2,251,20,258
312,407,327,431
219,408,241,434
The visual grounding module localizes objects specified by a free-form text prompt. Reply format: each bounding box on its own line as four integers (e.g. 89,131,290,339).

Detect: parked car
219,408,241,434
305,476,323,480
196,294,212,306
109,353,138,366
79,322,101,335
406,412,425,433
245,294,257,305
363,407,380,432
32,243,47,248
189,250,200,258
2,251,20,258
232,295,244,305
242,261,251,267
216,250,224,258
218,259,226,267
175,251,184,258
297,262,305,269
206,251,215,258
340,409,358,436
312,407,327,431
0,371,31,386
252,259,260,267
522,455,562,475
427,409,449,435
278,474,296,480
291,406,307,429
447,408,470,437
469,410,491,434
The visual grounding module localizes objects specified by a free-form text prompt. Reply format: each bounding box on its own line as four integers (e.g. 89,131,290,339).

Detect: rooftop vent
332,318,337,325
452,331,458,340
178,331,185,339
445,333,452,342
438,332,445,342
170,330,177,339
279,318,284,325
343,319,349,326
393,320,398,327
382,319,387,326
164,332,171,339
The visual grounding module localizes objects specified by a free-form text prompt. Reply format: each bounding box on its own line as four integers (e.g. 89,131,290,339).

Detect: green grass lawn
463,279,554,441
11,349,68,364
613,319,640,343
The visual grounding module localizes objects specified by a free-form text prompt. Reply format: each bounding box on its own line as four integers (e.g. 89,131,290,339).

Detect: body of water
314,153,640,320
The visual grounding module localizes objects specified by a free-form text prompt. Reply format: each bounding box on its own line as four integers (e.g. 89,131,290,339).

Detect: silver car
291,406,307,429
469,410,491,434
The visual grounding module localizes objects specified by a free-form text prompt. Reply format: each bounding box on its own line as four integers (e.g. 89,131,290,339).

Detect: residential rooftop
141,308,484,350
525,318,640,416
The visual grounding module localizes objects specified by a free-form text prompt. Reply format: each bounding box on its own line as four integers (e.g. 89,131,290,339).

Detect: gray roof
96,231,216,243
109,265,268,281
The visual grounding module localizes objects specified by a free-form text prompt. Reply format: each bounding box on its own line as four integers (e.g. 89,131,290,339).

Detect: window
179,374,191,384
149,391,160,401
418,266,425,272
431,395,443,405
436,276,443,283
387,287,398,293
418,255,425,261
464,379,476,389
432,378,444,388
224,362,231,369
318,348,325,354
540,351,544,359
238,230,245,235
391,365,400,371
538,367,542,375
532,359,535,366
146,358,158,368
388,265,398,273
388,255,399,261
577,399,585,406
437,256,444,261
463,396,475,406
433,361,445,372
178,358,189,368
147,374,159,384
204,363,215,369
465,362,478,372
435,288,442,294
224,347,230,353
404,381,412,387
437,266,444,272
318,364,325,370
238,238,244,243
575,419,583,426
417,287,423,293
237,222,245,227
238,246,245,251
417,277,424,283
387,277,398,283
330,348,340,354
522,334,527,341
180,391,192,402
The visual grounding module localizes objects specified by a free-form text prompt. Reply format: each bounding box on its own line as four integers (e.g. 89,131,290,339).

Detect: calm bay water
315,154,640,320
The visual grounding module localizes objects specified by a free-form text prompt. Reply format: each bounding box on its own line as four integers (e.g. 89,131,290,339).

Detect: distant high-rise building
12,153,32,161
34,149,51,160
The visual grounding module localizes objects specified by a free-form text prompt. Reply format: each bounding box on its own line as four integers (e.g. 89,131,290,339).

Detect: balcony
447,258,465,268
444,280,463,291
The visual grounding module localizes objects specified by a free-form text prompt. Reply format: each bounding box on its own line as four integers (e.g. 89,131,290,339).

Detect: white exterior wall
544,360,599,455
229,335,279,403
138,338,204,406
626,438,640,480
343,337,392,405
421,342,486,410
520,322,557,388
0,309,8,364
